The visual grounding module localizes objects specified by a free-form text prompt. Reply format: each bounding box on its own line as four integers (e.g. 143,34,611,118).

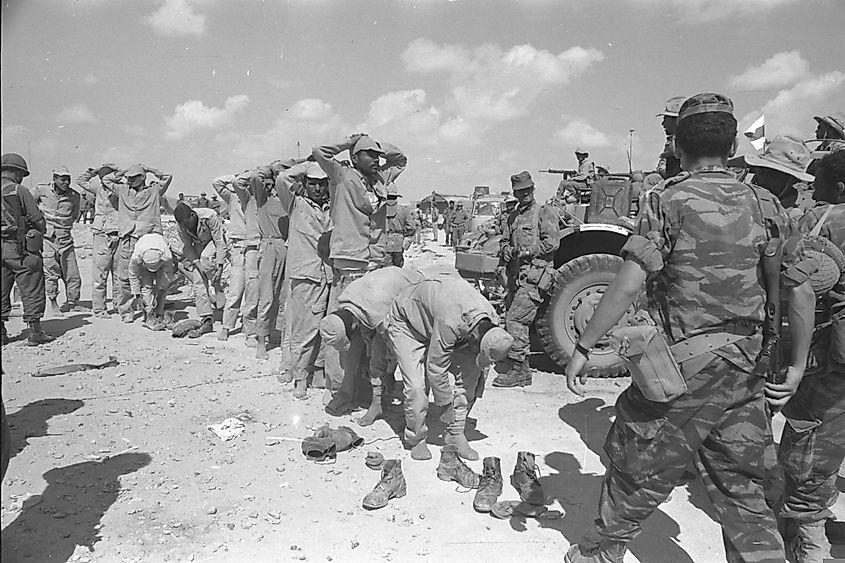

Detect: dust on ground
2,225,843,563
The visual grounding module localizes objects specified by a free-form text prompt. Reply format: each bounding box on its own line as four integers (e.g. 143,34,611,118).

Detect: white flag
745,115,766,150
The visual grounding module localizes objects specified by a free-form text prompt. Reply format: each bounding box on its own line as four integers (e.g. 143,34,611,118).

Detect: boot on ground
473,457,503,513
511,451,546,506
564,540,627,563
492,361,532,388
26,321,54,346
410,441,432,461
785,519,831,563
357,386,382,427
256,337,268,359
188,317,214,338
217,327,229,341
293,379,307,400
437,445,480,488
362,459,407,510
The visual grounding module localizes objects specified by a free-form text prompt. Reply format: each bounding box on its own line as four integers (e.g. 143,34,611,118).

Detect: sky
2,0,843,202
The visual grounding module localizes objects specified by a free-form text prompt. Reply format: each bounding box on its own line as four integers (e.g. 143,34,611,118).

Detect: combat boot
511,451,546,506
437,445,480,488
473,457,503,513
564,540,627,563
26,321,54,346
492,360,532,388
785,519,830,563
362,459,406,510
188,317,214,338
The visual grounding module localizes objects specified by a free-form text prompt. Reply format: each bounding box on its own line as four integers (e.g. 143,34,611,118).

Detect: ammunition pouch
610,326,687,403
523,260,556,295
25,229,43,254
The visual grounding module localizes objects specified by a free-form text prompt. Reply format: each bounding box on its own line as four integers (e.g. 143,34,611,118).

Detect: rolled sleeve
621,235,664,273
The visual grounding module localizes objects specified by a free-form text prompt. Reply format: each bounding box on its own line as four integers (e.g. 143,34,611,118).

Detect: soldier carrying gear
494,171,560,388
1,153,53,346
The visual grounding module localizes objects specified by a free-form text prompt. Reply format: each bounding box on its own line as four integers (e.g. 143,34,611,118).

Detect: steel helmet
1,153,30,177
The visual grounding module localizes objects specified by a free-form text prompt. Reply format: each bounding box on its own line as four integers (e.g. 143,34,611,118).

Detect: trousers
116,236,139,316
42,232,81,303
779,364,845,523
287,278,330,381
504,282,542,363
598,357,783,562
91,230,119,313
222,242,259,335
137,263,174,318
324,263,369,403
1,243,45,322
256,238,287,338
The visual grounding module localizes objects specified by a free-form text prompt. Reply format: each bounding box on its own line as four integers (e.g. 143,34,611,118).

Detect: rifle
753,224,783,384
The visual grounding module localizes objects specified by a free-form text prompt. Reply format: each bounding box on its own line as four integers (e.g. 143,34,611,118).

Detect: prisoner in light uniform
274,161,333,399
30,166,81,314
102,164,173,322
76,164,120,317
320,266,425,428
383,276,512,462
778,150,845,562
313,134,407,416
212,171,259,344
382,183,416,267
174,203,227,338
127,232,174,329
564,93,816,563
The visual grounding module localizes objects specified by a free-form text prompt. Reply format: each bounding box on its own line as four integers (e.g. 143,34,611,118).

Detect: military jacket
622,167,803,373
500,201,560,268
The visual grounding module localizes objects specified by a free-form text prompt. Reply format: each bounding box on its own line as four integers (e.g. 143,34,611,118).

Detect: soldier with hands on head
31,166,82,315
563,93,816,563
493,171,560,388
76,163,121,318
1,154,53,345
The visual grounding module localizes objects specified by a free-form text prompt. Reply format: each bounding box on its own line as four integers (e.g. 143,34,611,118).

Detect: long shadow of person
6,398,85,461
1,452,151,563
39,314,91,339
506,398,694,563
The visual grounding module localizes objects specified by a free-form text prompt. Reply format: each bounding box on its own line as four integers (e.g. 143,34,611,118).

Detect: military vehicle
455,172,640,378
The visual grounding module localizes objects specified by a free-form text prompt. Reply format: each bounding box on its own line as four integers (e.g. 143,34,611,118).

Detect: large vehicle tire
537,254,637,378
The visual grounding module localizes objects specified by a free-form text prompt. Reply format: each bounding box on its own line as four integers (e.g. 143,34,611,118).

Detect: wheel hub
565,283,630,353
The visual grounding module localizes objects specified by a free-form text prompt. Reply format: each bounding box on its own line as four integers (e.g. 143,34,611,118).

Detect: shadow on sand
6,398,85,461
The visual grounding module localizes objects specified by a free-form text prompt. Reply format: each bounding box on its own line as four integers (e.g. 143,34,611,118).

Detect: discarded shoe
172,318,202,338
473,457,503,513
365,451,384,470
437,445,480,488
362,459,406,510
329,426,363,451
188,318,214,338
301,427,337,462
511,451,546,506
491,500,520,519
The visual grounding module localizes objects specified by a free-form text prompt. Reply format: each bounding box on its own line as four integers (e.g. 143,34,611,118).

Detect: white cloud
762,71,845,115
165,95,249,139
287,99,333,121
57,103,98,124
145,0,207,37
401,38,604,122
728,51,810,90
632,0,800,23
553,118,611,148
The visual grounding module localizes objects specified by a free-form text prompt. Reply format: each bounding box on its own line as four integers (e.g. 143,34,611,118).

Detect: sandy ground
2,225,843,563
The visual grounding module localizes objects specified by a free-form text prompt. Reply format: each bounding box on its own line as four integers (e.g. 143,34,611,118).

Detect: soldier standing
778,150,845,562
313,133,406,416
656,96,686,179
173,202,227,338
1,154,52,345
76,164,120,318
273,161,333,400
195,192,210,209
563,93,816,563
808,112,845,176
493,171,560,388
102,164,173,322
383,184,415,267
443,201,455,245
450,202,468,248
31,166,82,315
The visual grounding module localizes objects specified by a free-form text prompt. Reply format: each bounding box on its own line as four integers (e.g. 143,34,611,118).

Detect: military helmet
802,234,845,295
1,153,30,177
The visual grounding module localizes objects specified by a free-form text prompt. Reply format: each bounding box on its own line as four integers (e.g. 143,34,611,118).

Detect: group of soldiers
2,91,845,562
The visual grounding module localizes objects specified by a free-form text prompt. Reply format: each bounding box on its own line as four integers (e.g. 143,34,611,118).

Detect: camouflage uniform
451,206,468,247
498,200,560,379
596,167,803,562
778,202,845,556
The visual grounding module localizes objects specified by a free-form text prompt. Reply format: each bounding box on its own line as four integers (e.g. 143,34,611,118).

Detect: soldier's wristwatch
575,342,591,360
